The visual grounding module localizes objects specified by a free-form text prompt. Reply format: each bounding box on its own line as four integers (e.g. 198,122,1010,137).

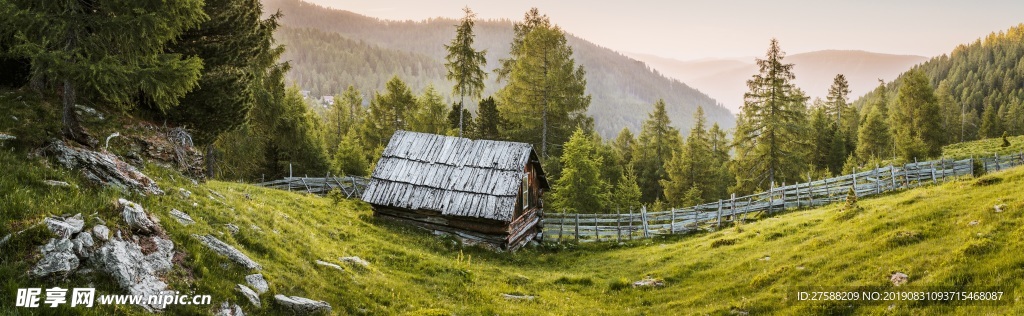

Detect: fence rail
541,152,1024,243
257,176,368,198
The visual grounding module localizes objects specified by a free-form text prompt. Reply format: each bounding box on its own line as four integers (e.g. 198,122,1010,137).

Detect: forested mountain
628,51,928,113
262,0,734,137
852,24,1024,141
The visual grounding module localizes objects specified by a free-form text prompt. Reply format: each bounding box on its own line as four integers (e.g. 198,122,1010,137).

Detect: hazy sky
305,0,1024,60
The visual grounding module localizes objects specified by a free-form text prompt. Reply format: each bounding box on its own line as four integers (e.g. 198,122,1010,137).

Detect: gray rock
226,224,240,235
72,232,95,258
43,180,72,188
890,272,909,287
339,256,370,269
45,213,85,239
169,209,195,225
274,295,331,315
215,302,244,316
95,237,175,312
0,234,9,247
236,284,261,307
0,133,15,141
31,238,79,277
120,199,158,234
45,140,163,195
501,293,536,301
92,225,110,241
632,276,665,288
994,204,1005,213
315,260,342,270
245,274,270,294
179,188,191,199
194,234,261,270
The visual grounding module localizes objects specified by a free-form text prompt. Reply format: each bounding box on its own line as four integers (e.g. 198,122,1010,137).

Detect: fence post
731,193,738,222
781,182,787,210
574,213,580,242
875,164,881,195
628,208,634,241
670,209,676,234
616,210,621,242
769,182,775,214
994,153,1001,171
640,206,650,238
558,215,564,242
594,216,599,242
889,164,896,191
716,199,723,228
852,167,858,198
930,161,937,184
824,177,831,203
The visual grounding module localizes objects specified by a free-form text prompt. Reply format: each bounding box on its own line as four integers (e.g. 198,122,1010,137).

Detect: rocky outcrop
236,284,261,307
215,301,245,316
120,199,159,234
45,140,163,195
95,236,175,312
632,277,665,288
45,213,85,239
92,225,110,241
245,274,270,294
31,238,79,277
274,295,331,315
169,209,195,225
339,256,370,269
194,234,261,270
72,232,94,258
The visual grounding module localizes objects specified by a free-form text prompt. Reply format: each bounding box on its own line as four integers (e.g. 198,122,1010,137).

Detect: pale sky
305,0,1024,60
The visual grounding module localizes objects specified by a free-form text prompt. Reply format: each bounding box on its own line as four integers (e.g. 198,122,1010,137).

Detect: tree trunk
458,98,464,137
206,145,216,179
61,79,93,146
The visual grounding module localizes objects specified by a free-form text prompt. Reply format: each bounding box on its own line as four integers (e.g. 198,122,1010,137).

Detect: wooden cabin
361,130,549,251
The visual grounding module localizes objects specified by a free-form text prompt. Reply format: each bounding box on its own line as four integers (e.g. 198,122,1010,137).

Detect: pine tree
980,102,1003,138
444,7,487,137
892,70,943,160
331,130,369,176
362,76,417,149
935,82,961,144
612,165,643,212
826,74,858,159
661,106,716,206
447,102,475,137
612,128,635,166
410,85,449,135
707,123,733,200
826,74,851,124
732,39,810,193
158,0,281,147
808,103,835,173
550,128,610,213
474,96,502,140
496,8,591,160
2,0,206,145
324,85,363,152
631,99,682,203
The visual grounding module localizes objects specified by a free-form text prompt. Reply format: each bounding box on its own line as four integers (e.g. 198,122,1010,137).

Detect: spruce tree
496,8,591,159
892,70,943,160
474,96,502,140
631,99,682,203
362,76,417,148
2,0,206,145
613,128,636,166
707,123,733,200
444,7,487,137
324,85,363,152
410,85,449,135
856,81,892,160
550,128,610,213
980,102,1003,138
612,165,643,212
731,39,810,193
661,106,716,206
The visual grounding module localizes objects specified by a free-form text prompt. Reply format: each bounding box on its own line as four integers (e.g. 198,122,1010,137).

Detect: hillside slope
2,91,1022,315
262,0,735,137
629,50,928,113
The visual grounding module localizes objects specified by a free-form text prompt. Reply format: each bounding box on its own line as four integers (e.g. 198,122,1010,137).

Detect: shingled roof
361,131,547,222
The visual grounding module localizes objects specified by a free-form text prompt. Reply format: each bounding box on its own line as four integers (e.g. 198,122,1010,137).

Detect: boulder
632,276,665,288
339,256,370,269
45,213,85,239
890,272,909,287
31,238,79,277
274,295,331,315
315,260,342,270
169,209,195,225
92,225,110,241
215,301,245,316
72,232,95,258
45,140,163,195
95,237,175,312
236,284,261,307
42,180,72,188
245,274,270,294
194,234,261,270
120,199,159,234
226,224,240,235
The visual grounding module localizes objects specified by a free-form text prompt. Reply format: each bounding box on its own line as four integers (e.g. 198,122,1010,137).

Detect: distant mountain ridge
628,50,929,113
262,0,735,138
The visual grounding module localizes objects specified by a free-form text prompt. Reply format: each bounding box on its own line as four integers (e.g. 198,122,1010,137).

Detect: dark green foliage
444,7,488,137
631,100,682,203
611,165,643,212
155,0,282,146
1002,131,1012,147
856,81,892,160
409,85,449,135
550,128,610,213
362,76,417,149
324,85,365,153
497,8,592,159
473,96,501,140
447,102,475,137
980,102,1003,139
2,0,206,143
891,70,943,160
331,130,369,177
732,39,810,193
662,107,725,207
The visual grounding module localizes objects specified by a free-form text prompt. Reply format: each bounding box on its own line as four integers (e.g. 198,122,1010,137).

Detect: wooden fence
257,176,368,198
541,152,1024,243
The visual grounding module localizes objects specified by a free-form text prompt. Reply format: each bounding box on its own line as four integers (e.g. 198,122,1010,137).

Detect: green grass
3,89,1024,314
943,135,1024,160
